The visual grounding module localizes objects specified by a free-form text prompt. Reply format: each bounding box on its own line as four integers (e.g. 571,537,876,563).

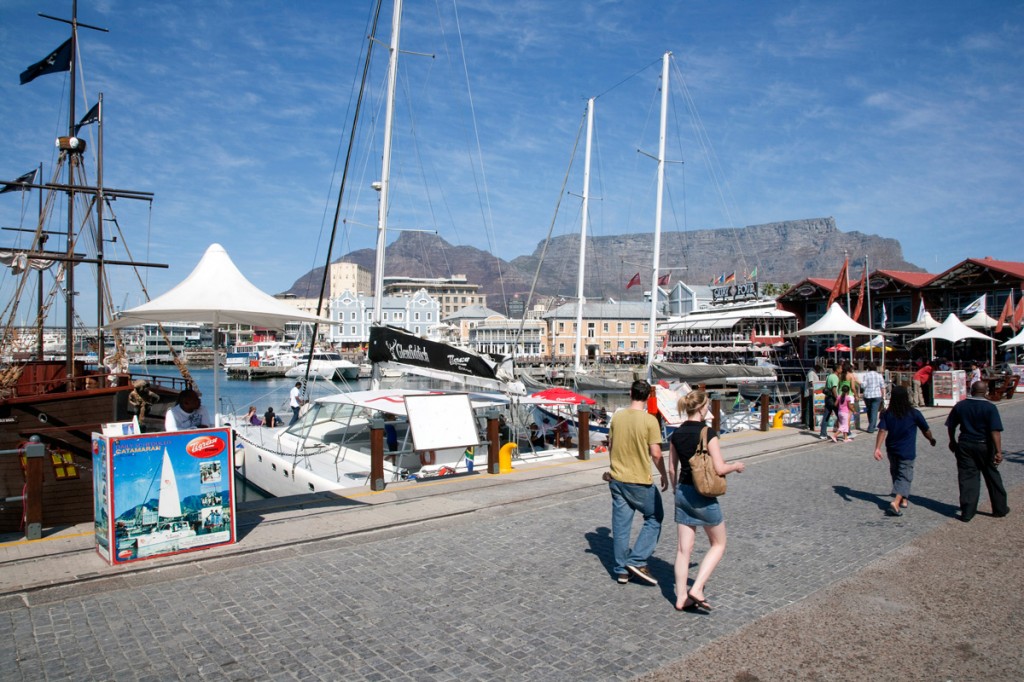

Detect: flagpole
845,250,852,364
865,254,873,364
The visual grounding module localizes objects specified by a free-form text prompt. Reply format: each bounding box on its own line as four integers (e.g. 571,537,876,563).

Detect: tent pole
212,310,220,427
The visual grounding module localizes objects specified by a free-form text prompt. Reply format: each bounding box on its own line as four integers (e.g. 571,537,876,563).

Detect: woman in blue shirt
873,385,936,516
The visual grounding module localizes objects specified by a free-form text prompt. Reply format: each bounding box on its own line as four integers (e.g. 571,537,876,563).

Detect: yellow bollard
498,443,517,473
772,409,788,429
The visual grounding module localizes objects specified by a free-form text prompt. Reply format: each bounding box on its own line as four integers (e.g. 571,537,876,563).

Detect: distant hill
283,217,922,313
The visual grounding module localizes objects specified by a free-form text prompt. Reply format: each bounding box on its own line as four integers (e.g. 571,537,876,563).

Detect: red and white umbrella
527,387,596,405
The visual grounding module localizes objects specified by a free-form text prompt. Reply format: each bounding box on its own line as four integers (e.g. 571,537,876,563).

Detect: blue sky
1,1,1022,325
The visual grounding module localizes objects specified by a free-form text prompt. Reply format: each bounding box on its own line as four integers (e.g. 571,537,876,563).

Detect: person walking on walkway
818,364,841,440
873,385,935,516
668,390,745,611
945,380,1009,522
605,380,668,586
861,362,885,433
830,384,854,443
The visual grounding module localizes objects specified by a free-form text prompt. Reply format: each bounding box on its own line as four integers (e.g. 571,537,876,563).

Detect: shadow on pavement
833,484,959,518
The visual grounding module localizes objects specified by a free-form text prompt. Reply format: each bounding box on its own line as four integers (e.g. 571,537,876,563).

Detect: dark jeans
819,399,838,437
954,439,1009,520
864,397,882,432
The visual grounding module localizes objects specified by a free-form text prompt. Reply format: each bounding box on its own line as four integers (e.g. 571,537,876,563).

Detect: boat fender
419,450,436,466
233,438,245,467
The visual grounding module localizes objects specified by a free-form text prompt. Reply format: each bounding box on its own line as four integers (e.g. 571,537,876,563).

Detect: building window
629,322,636,333
414,312,420,321
603,323,609,333
617,323,623,333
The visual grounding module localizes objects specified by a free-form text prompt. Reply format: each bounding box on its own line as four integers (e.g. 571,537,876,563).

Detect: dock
1,400,1021,680
225,364,291,380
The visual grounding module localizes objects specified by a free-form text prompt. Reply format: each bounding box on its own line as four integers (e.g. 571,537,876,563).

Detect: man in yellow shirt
606,380,668,585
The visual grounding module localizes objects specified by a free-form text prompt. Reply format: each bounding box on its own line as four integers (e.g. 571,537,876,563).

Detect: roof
443,305,503,321
874,270,934,287
926,257,1024,288
543,301,664,320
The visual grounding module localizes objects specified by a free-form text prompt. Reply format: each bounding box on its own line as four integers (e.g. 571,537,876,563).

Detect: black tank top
669,421,718,485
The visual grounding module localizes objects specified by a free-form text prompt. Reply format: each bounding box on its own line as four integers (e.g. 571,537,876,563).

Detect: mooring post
24,442,45,540
759,390,770,431
710,392,722,434
369,418,385,491
485,409,500,474
577,404,591,460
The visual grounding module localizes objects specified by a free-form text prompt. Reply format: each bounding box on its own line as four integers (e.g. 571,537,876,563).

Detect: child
831,384,853,442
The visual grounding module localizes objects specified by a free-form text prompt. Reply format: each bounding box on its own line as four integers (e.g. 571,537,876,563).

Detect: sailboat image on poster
131,449,197,558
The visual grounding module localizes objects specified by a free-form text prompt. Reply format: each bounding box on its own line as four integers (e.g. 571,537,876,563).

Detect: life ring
419,450,436,466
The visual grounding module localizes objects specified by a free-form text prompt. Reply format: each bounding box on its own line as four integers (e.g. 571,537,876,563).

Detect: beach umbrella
825,344,851,353
856,335,893,352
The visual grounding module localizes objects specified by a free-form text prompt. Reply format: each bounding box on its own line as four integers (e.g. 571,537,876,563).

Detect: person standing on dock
605,380,668,586
818,364,841,440
289,382,304,426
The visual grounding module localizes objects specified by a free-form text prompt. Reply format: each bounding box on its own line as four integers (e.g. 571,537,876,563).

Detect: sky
1,0,1022,327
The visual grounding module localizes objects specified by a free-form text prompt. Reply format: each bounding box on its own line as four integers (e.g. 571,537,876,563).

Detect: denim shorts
674,483,723,526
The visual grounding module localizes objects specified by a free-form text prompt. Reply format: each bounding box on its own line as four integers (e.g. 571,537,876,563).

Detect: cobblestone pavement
2,402,1022,681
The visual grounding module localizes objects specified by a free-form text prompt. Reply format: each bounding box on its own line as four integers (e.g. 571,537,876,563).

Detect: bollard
369,418,385,491
498,443,516,474
803,387,815,429
577,404,591,460
772,409,788,429
24,442,45,540
710,392,721,434
759,391,770,431
485,410,501,474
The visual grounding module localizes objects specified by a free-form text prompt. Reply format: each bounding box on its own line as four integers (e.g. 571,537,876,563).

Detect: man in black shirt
945,381,1008,522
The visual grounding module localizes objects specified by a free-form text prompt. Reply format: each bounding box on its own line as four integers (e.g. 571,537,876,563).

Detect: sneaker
616,573,629,584
848,433,856,440
819,435,829,440
626,565,658,586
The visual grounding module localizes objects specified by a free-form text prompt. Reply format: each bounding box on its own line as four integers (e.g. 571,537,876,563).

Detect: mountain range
283,216,922,313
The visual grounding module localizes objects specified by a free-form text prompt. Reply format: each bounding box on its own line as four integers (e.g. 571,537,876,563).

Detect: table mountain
283,217,921,312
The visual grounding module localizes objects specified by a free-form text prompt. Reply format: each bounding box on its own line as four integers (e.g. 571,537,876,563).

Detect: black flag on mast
19,38,73,85
75,102,100,133
0,169,38,194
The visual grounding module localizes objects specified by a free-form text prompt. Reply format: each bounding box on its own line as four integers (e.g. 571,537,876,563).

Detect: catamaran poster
93,427,236,565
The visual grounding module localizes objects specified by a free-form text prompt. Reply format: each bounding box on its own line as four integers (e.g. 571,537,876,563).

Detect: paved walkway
1,401,1021,680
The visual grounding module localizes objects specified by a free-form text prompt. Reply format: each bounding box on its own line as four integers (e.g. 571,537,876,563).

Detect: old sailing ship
0,5,188,532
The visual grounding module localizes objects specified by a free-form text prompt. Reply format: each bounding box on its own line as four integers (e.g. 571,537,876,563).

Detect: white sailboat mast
645,51,671,377
573,97,595,373
371,0,403,390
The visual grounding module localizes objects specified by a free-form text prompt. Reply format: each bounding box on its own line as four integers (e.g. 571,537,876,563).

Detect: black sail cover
368,326,501,380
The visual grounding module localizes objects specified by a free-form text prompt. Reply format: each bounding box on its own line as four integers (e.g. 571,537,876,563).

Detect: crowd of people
603,368,1010,613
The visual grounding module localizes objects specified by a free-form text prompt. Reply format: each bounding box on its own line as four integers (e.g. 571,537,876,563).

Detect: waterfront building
329,289,440,346
657,281,714,317
330,262,372,299
382,274,485,317
142,322,212,362
542,301,663,363
442,306,548,359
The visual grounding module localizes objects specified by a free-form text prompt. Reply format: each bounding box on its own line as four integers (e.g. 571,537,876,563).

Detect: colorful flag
880,303,888,329
748,266,757,280
717,274,725,285
74,102,100,134
0,169,38,194
657,273,671,286
1014,296,1024,331
851,268,867,321
20,38,73,85
961,294,986,316
996,293,1014,333
625,272,641,289
826,259,849,308
724,272,736,284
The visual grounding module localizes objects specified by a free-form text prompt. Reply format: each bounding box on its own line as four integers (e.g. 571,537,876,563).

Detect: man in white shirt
289,381,303,425
861,362,886,433
164,389,211,431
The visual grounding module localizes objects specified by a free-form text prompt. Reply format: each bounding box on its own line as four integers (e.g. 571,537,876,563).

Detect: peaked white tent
890,310,941,332
907,314,996,344
789,303,885,337
1000,327,1024,348
963,310,1000,329
109,243,333,423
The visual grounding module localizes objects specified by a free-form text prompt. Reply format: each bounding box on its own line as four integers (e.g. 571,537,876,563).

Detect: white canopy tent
1000,327,1024,348
109,243,333,423
907,314,996,344
790,303,887,364
962,310,1000,329
789,303,886,338
890,310,941,332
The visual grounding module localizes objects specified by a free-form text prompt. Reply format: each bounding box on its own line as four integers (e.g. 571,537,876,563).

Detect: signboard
712,282,759,303
93,427,236,565
405,393,480,452
932,370,966,407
